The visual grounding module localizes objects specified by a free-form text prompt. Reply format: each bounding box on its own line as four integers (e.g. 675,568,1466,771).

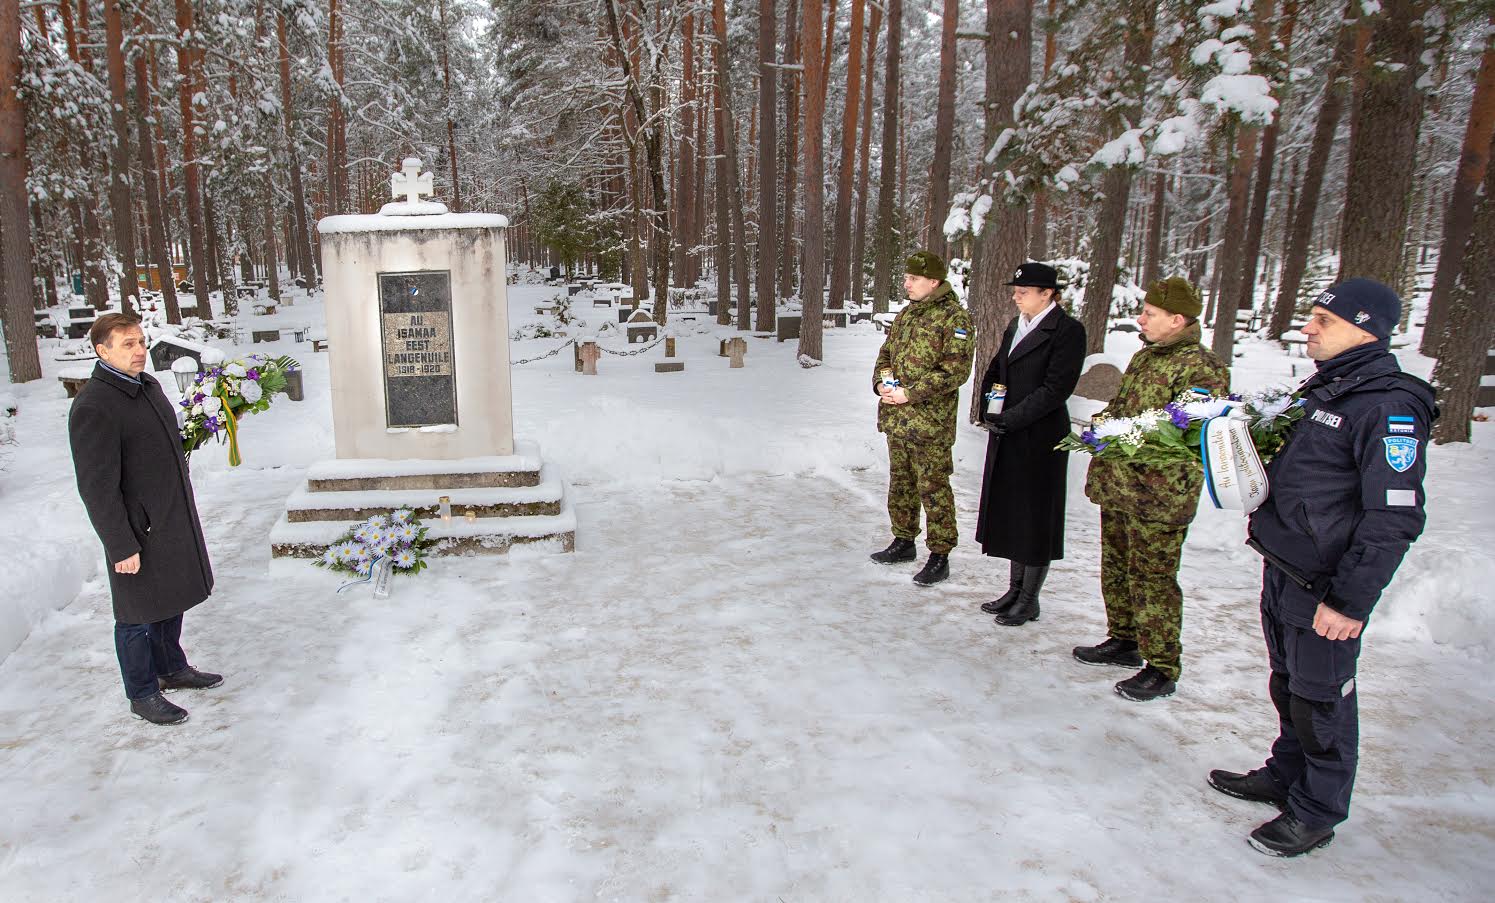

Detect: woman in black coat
973,263,1086,627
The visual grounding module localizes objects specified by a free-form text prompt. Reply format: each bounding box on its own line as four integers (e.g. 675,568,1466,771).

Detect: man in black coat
1208,279,1435,856
69,313,220,726
974,262,1086,626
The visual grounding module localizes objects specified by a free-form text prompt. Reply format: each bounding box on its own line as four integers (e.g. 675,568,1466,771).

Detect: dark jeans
114,615,188,700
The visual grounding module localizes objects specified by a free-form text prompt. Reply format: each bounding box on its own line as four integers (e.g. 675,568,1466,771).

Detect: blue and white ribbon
1200,414,1270,514
336,555,385,593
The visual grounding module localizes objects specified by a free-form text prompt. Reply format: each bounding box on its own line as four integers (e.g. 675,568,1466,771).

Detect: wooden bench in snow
871,312,896,334
1278,331,1309,356
309,329,329,353
59,366,93,398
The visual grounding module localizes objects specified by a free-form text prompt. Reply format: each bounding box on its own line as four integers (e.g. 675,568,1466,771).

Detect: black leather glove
981,414,1005,436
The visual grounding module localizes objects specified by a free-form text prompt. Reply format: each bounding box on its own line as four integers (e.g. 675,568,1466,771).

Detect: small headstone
1073,363,1124,402
578,341,600,376
727,337,747,369
664,337,676,358
252,329,281,343
776,314,801,343
149,335,215,373
654,361,684,373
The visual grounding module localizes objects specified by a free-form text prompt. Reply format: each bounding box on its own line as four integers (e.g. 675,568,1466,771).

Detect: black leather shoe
912,553,950,586
130,692,189,725
1073,637,1143,668
980,560,1024,614
1115,665,1176,701
1248,811,1335,857
1209,767,1289,810
870,537,917,565
159,666,223,691
994,565,1047,626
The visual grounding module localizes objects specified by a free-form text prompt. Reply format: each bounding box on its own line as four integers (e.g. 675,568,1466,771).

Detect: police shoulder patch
1383,436,1418,473
1387,414,1416,434
953,327,969,340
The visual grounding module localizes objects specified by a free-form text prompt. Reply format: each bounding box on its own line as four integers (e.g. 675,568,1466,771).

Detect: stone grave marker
1073,362,1124,403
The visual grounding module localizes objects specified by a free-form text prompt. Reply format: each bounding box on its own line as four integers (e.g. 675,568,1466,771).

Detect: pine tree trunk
1142,170,1167,287
1210,0,1277,361
966,0,1031,421
825,0,866,313
327,0,348,215
102,0,139,312
709,0,750,329
437,0,458,212
204,185,224,293
1,0,41,382
61,0,110,310
1270,0,1360,338
797,0,827,361
850,1,882,309
871,0,902,315
779,0,801,300
131,11,178,323
277,10,316,289
924,0,958,257
1337,0,1429,285
676,12,696,287
1079,0,1156,355
1422,15,1495,354
174,0,213,317
755,0,778,332
1430,130,1495,444
714,70,733,326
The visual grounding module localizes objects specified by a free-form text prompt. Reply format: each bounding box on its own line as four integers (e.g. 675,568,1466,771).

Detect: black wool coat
69,365,214,624
974,306,1086,565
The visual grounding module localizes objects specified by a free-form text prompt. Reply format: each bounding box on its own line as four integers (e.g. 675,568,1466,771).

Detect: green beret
905,250,948,282
1144,276,1202,319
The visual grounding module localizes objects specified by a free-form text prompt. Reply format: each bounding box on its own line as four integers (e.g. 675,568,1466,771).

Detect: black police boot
1072,637,1143,668
994,565,1047,626
980,560,1024,614
1248,811,1335,857
158,665,223,691
1208,767,1289,810
912,553,950,586
870,537,917,565
1114,664,1176,701
130,692,189,725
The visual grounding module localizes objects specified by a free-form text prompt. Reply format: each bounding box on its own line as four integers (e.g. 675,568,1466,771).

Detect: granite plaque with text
379,270,457,427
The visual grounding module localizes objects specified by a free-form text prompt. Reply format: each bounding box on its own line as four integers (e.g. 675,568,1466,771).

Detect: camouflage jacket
873,282,975,447
1084,322,1230,524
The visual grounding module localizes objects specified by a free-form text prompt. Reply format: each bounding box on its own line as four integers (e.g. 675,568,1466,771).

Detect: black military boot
980,560,1024,614
1114,665,1176,701
1248,811,1335,857
912,553,950,586
1208,767,1289,810
870,537,917,565
130,692,189,725
1072,637,1143,668
994,565,1047,626
159,665,223,691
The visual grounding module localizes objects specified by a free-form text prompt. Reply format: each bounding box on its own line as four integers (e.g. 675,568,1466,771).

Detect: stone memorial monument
270,158,575,558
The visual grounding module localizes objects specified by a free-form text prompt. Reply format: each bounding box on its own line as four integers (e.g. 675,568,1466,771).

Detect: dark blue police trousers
1260,564,1361,829
114,614,188,700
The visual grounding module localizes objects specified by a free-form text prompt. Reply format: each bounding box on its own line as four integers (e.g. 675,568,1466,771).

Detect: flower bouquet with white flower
313,509,433,578
179,353,300,465
1057,387,1307,466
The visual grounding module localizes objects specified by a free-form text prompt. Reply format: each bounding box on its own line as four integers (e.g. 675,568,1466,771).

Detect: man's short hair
89,312,143,350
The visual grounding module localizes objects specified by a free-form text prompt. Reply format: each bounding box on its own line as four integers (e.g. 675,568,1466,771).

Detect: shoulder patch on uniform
1387,414,1416,434
1383,436,1418,473
1386,489,1417,507
953,327,969,340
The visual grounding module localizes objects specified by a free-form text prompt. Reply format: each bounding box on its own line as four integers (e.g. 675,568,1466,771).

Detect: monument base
269,439,576,558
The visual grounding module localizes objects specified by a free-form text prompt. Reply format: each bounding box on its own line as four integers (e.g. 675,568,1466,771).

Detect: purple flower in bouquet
192,392,205,403
1080,428,1109,452
1228,393,1243,402
246,368,260,381
1164,404,1191,430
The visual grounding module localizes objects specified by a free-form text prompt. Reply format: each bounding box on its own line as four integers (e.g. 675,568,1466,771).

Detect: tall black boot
913,553,950,586
870,537,917,564
994,565,1047,626
980,560,1024,614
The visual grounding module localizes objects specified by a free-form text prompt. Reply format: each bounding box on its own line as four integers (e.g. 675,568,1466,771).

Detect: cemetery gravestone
1073,362,1124,403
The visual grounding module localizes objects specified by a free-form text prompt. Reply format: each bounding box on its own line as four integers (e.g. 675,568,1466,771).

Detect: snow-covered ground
0,284,1492,900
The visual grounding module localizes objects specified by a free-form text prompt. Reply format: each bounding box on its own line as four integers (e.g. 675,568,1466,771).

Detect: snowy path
2,285,1492,899
2,463,1491,900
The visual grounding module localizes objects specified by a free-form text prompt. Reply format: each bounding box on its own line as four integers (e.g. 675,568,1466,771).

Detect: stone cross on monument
390,157,434,206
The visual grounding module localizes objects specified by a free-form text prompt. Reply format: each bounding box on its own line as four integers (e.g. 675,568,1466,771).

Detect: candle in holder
438,496,452,523
464,508,477,523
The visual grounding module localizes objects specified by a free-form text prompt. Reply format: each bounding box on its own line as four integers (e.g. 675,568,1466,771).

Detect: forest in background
0,0,1491,440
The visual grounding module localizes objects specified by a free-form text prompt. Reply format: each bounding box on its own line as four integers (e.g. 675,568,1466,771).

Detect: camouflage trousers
886,438,957,553
1100,509,1190,681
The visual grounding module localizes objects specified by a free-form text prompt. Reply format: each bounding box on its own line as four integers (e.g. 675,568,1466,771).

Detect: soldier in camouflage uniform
870,251,975,586
1075,276,1230,700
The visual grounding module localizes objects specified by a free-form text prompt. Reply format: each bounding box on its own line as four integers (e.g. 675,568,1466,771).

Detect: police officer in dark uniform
1208,278,1435,857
